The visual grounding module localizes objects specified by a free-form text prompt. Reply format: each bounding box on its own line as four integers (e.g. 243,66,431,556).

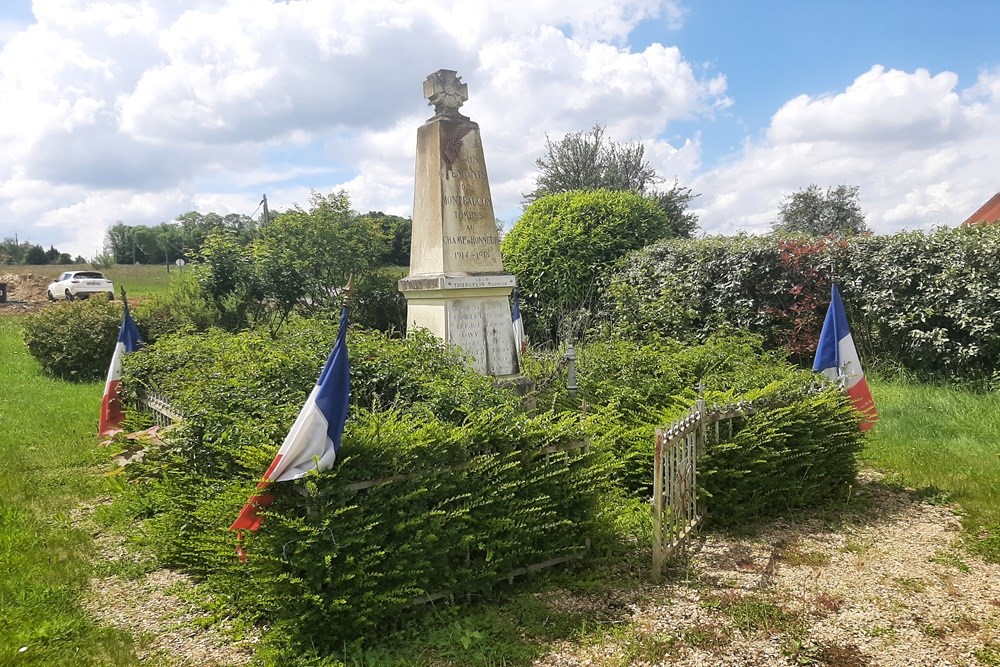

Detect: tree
501,189,673,344
649,182,699,239
773,184,870,236
361,211,411,267
525,124,698,238
252,191,384,334
527,125,658,200
24,244,47,264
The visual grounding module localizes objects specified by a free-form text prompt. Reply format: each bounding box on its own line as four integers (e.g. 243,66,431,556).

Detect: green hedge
501,189,672,344
603,225,1000,381
113,321,612,652
524,333,864,524
22,299,124,381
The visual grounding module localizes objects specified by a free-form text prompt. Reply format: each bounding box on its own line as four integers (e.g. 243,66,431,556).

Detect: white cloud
0,0,707,257
694,66,1000,236
18,1,995,263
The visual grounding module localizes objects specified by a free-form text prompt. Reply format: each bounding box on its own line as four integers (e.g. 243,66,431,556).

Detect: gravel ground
81,472,1000,666
533,472,1000,666
76,501,258,667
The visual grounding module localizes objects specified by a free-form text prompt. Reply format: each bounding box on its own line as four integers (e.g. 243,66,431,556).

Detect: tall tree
774,184,870,236
526,125,657,201
525,124,698,238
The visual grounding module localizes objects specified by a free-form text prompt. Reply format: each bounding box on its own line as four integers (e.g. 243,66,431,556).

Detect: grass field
865,377,1000,557
0,318,139,666
14,264,177,298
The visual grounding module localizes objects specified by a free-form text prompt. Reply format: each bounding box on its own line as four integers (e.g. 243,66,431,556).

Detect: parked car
47,271,115,301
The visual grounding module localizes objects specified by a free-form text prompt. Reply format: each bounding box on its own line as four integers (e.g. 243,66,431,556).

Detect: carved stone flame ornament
423,69,469,119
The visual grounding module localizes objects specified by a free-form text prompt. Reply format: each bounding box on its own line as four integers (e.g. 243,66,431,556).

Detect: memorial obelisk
399,70,520,377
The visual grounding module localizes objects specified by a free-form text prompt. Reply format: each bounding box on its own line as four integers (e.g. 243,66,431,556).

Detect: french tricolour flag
512,287,526,355
813,284,878,431
99,294,142,436
230,303,351,548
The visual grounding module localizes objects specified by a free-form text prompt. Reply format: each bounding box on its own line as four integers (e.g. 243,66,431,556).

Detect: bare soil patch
0,272,54,313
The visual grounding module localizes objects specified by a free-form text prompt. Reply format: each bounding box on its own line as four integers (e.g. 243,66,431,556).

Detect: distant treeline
105,209,412,267
0,239,84,265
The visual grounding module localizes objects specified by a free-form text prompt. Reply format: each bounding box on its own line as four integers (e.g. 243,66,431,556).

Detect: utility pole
261,194,270,226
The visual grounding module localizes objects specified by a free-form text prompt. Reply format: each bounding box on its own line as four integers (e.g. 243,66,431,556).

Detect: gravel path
533,472,1000,666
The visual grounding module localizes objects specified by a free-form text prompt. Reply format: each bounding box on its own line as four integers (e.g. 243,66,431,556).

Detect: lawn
865,376,1000,556
0,318,139,666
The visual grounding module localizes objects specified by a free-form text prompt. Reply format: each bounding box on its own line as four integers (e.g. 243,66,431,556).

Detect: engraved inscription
443,236,499,244
447,298,518,376
443,275,516,289
442,196,493,206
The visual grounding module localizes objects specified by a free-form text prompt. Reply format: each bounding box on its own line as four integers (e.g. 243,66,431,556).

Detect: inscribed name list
446,298,518,376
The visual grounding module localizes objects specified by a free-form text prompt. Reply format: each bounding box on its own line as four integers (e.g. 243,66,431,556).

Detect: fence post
652,428,664,583
695,384,706,519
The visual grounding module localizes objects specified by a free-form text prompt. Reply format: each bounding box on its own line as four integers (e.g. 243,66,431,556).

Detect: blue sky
657,1,1000,165
1,0,998,257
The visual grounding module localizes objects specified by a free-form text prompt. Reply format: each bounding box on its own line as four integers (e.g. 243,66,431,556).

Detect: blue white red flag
813,284,878,431
99,293,142,436
230,303,351,544
512,287,526,355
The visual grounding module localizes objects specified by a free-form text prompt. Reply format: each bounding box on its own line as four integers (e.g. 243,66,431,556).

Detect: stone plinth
399,70,520,377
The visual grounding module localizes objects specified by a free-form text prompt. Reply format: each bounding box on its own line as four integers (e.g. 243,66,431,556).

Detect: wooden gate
651,398,705,582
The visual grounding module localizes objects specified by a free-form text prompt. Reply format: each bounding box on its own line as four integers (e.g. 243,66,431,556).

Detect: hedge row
112,321,613,652
522,333,864,525
602,225,1000,381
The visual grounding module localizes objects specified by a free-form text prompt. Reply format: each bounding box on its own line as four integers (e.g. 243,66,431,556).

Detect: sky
1,0,999,259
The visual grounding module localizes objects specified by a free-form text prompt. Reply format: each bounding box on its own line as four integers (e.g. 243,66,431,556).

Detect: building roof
964,192,1000,226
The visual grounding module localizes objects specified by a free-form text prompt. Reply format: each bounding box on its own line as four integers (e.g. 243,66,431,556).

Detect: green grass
0,318,138,666
17,263,176,298
866,377,1000,559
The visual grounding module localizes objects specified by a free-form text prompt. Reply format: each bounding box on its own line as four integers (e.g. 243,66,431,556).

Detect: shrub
501,189,673,345
603,225,1000,382
132,271,220,343
22,299,124,381
350,269,407,334
524,333,863,523
113,321,612,652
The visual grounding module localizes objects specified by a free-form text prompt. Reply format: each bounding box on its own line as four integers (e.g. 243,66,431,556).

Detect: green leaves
525,335,862,525
23,298,123,381
502,189,675,344
604,225,1000,382
112,320,608,653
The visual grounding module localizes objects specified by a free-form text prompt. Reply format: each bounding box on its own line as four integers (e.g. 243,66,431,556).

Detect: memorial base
400,273,521,378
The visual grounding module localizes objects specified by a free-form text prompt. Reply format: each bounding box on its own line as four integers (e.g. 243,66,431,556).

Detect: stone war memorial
399,69,521,379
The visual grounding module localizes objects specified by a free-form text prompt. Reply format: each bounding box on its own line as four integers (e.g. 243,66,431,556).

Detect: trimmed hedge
501,189,673,344
113,321,612,652
524,333,864,524
602,225,1000,381
22,299,124,381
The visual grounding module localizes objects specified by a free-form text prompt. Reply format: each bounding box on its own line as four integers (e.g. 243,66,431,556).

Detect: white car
47,271,115,301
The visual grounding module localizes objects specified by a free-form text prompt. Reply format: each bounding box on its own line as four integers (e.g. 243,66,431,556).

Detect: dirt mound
1,272,55,309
